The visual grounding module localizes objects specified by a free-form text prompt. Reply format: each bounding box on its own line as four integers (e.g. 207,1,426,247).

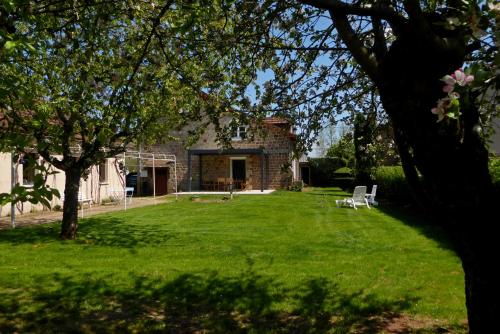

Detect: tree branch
109,0,174,108
329,10,381,82
300,0,407,28
371,16,387,61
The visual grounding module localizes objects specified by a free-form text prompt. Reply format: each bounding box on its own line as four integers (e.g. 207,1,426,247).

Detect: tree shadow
0,223,59,245
0,268,463,333
0,217,178,250
376,204,456,252
306,188,457,253
76,217,179,249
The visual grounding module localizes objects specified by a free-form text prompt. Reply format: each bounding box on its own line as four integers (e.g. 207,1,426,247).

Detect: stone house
137,116,301,194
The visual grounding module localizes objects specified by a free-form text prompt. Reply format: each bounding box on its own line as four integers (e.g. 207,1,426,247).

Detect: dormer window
231,126,247,141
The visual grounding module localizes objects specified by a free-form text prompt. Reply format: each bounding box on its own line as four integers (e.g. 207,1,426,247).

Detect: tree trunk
375,32,498,332
61,168,82,240
353,112,376,186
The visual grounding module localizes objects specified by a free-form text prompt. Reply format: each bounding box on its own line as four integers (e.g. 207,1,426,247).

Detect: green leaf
4,41,16,50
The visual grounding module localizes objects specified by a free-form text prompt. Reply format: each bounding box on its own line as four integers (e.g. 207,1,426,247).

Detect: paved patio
0,196,171,230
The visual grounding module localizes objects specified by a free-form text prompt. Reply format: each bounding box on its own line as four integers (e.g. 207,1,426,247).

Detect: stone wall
149,117,296,191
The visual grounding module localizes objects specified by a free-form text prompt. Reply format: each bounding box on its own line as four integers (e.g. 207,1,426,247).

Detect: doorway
230,158,246,189
154,167,169,195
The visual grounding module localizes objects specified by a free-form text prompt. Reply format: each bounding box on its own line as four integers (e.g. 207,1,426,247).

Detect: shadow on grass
0,217,178,249
0,267,457,334
308,188,456,253
76,217,179,249
0,223,59,245
376,204,456,252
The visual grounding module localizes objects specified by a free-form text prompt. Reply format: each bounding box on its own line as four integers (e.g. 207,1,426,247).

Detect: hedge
373,166,413,204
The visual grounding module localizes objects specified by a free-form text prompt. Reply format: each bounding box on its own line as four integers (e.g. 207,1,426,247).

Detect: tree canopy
0,0,267,238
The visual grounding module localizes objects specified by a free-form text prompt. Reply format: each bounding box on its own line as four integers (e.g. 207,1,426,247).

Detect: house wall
149,117,296,191
0,152,123,217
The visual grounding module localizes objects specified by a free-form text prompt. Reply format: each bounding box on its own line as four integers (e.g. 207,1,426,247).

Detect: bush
373,166,413,204
288,181,303,192
490,158,500,199
333,167,352,176
190,195,201,202
489,158,500,184
308,157,344,186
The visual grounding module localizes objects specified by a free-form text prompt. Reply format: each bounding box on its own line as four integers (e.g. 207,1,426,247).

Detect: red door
154,168,169,195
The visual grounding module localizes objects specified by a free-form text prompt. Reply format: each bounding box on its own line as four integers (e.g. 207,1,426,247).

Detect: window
231,126,247,141
21,154,37,186
99,162,108,183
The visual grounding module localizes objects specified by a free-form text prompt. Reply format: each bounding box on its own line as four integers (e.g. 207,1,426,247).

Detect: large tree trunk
376,32,498,332
61,168,82,240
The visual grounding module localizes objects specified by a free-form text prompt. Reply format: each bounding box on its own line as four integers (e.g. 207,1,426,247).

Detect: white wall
0,153,124,217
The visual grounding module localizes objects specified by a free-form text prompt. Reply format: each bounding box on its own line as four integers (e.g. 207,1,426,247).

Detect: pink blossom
441,69,474,87
452,69,474,86
431,98,449,122
432,69,471,122
442,75,456,86
443,84,454,93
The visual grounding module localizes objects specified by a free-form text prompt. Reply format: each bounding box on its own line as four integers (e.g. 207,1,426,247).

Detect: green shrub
308,157,344,186
489,158,500,199
489,158,500,184
288,181,303,192
332,167,354,190
333,167,352,176
373,166,413,204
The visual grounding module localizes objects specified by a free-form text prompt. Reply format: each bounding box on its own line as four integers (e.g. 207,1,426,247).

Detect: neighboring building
0,153,123,217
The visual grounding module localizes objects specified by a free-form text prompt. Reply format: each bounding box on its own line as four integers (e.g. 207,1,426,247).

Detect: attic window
231,126,247,141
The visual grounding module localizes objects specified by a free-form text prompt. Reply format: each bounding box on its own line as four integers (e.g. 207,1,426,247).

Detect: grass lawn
0,188,466,333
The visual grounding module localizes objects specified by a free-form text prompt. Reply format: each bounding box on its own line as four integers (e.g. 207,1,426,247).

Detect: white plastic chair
336,186,370,209
61,192,92,217
125,187,134,204
365,185,378,206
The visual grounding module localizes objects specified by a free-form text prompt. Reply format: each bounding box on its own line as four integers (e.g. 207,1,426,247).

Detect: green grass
0,188,466,333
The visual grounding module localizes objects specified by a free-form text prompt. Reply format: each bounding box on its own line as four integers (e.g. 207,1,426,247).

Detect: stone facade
145,117,297,192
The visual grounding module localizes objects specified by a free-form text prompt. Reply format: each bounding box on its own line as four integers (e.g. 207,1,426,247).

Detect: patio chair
217,177,227,191
125,187,134,204
336,186,370,210
365,185,378,206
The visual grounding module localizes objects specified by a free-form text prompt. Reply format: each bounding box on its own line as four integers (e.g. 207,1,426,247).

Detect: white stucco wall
0,153,124,217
